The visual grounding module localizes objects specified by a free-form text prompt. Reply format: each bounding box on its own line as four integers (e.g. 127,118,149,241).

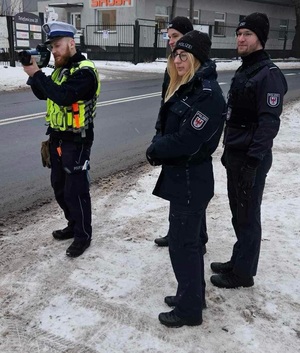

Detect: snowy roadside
1,58,300,92
0,99,299,352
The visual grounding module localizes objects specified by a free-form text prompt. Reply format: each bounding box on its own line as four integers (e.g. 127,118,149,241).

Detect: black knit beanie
236,12,269,48
167,16,193,35
174,30,212,64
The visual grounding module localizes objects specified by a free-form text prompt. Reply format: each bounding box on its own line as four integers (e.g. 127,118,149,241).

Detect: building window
71,13,81,31
155,5,168,31
214,12,226,36
96,10,116,31
279,19,289,40
187,9,200,24
155,15,169,31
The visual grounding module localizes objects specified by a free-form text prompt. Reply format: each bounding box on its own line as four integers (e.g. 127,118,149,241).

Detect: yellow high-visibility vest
46,60,101,136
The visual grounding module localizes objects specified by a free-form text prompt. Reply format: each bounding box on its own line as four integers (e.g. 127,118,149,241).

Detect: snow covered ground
0,59,300,352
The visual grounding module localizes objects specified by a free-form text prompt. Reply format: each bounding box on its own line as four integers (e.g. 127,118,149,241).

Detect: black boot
52,226,74,240
164,296,207,309
66,240,91,258
210,261,233,274
154,235,169,247
158,310,202,328
210,272,254,289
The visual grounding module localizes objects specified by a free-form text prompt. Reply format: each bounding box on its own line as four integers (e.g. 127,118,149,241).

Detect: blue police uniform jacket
147,60,226,206
224,49,288,167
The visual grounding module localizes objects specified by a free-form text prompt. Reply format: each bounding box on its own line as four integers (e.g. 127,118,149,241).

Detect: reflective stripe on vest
46,60,101,134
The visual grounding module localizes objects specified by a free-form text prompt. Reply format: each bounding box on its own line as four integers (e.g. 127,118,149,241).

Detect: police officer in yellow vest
23,21,101,257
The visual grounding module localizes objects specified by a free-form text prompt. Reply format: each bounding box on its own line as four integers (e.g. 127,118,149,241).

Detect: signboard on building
14,12,42,49
90,0,134,8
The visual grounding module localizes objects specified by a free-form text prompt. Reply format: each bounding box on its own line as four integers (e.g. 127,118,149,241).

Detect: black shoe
210,272,254,289
210,261,233,274
52,226,74,240
66,240,91,258
154,236,207,252
164,296,207,309
158,310,202,328
154,235,169,247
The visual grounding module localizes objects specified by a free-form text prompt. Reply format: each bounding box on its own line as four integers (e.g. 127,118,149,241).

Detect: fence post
133,20,139,64
153,23,158,61
283,31,287,58
6,15,15,67
80,33,85,52
39,12,46,43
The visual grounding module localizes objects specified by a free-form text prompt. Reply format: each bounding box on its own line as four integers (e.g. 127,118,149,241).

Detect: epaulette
202,79,212,93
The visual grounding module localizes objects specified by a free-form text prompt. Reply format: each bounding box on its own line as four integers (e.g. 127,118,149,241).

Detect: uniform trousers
167,211,208,245
225,150,272,277
168,201,208,320
50,139,92,243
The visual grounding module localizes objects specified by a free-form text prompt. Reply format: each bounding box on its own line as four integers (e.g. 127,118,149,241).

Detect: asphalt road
0,68,299,218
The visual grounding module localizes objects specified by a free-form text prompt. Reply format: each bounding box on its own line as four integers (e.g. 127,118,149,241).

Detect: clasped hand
146,145,162,166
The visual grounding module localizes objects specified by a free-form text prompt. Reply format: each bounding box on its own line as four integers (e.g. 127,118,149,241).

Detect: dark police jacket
152,66,169,140
224,50,288,167
147,60,226,206
27,51,99,144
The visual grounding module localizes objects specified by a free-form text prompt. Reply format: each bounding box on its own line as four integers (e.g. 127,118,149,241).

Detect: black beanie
174,30,212,64
167,16,193,35
236,12,269,48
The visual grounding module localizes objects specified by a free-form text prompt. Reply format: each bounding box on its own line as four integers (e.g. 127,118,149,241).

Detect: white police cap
43,21,77,43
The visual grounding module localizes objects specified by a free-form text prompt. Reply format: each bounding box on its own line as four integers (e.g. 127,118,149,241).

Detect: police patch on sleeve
267,93,280,108
191,111,209,130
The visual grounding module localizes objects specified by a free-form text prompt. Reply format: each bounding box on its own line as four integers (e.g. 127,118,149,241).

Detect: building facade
30,0,296,60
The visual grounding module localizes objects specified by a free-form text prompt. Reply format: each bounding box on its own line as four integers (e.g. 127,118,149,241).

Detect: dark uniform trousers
167,210,208,246
226,150,272,277
168,202,207,321
50,139,92,243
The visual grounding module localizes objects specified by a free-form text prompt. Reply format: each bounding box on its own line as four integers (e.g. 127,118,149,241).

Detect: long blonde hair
164,52,201,102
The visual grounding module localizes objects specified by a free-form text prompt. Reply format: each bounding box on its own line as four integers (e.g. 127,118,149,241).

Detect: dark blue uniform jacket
224,50,288,167
147,60,226,206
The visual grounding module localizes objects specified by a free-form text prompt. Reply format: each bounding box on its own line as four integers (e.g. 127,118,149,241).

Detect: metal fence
82,21,296,63
207,24,295,59
0,19,297,66
84,22,165,63
86,24,134,49
0,48,10,65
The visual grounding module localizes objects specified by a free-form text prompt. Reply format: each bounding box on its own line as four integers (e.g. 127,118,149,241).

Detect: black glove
146,145,162,166
41,139,51,168
146,153,162,166
238,164,257,190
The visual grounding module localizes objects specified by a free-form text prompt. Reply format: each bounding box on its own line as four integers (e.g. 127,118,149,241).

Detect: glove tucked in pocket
238,164,257,190
41,139,51,168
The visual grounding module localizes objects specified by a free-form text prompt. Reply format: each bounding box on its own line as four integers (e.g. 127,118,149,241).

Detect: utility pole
170,0,177,20
189,0,194,23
